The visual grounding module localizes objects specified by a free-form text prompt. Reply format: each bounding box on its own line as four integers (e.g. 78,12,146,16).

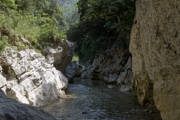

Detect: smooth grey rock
0,89,56,120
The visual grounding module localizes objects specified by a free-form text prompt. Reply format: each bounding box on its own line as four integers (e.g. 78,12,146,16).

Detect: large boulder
43,40,74,72
0,47,68,107
0,89,56,120
130,0,180,120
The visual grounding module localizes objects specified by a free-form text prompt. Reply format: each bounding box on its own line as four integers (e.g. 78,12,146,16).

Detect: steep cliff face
130,0,180,120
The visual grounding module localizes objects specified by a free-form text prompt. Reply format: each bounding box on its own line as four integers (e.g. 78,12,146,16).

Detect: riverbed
42,78,161,120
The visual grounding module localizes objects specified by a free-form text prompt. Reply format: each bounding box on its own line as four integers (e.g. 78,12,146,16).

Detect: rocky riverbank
80,47,133,92
0,37,74,107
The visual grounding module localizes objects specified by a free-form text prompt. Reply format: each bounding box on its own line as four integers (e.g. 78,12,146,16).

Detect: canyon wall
130,0,180,120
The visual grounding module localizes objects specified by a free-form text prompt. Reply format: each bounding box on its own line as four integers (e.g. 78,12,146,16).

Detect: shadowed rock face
43,40,74,72
130,0,180,120
65,61,84,81
0,90,56,120
81,47,133,92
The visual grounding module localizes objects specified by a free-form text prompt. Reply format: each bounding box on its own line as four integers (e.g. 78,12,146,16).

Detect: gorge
0,0,179,120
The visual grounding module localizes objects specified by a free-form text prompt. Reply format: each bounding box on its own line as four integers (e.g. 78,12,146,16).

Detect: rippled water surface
42,79,160,120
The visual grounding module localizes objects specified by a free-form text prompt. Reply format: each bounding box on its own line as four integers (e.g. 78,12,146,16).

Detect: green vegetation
72,55,79,61
0,0,66,52
0,35,10,52
0,0,135,62
68,0,135,63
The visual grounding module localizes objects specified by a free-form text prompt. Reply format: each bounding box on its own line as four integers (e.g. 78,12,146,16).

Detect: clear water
42,78,161,120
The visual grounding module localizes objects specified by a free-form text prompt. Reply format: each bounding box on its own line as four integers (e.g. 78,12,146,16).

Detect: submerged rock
130,0,180,119
0,89,56,120
0,47,68,107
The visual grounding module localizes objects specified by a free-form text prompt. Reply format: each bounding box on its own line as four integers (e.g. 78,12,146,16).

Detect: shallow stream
43,78,160,120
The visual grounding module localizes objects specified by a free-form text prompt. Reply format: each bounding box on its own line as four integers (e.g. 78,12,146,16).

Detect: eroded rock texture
43,40,74,72
0,89,56,120
130,0,180,120
81,47,133,92
0,47,68,107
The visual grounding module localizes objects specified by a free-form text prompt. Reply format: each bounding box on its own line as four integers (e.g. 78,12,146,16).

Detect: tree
68,0,135,62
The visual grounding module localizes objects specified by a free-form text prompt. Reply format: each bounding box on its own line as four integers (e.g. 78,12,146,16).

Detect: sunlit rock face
0,89,56,120
130,0,180,119
0,47,68,107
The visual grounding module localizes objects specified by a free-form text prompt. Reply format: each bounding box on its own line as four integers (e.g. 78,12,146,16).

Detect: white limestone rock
0,47,68,107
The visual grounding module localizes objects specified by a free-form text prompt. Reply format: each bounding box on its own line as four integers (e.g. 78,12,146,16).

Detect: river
42,78,161,120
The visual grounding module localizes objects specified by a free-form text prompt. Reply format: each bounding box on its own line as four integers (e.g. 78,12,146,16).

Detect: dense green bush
0,0,66,52
67,0,135,63
0,35,9,52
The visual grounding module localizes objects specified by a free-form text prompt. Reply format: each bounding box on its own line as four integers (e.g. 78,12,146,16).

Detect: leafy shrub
0,36,9,52
0,0,67,52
